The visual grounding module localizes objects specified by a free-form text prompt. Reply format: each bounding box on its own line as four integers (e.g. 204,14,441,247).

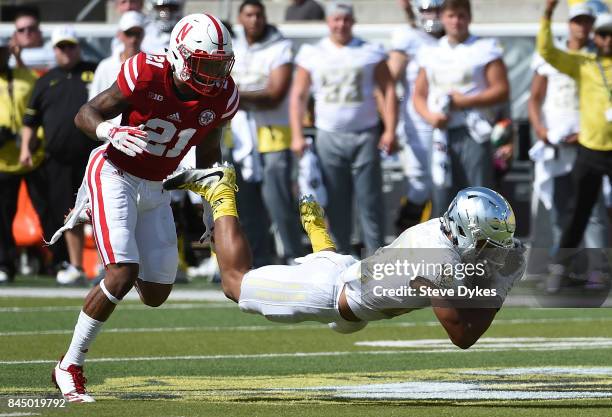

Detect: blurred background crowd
0,0,610,293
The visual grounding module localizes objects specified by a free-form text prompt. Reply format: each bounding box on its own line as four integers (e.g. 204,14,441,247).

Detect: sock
209,185,238,221
304,221,336,253
61,311,104,368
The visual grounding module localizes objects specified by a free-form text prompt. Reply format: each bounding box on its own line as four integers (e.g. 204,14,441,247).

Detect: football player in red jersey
50,13,239,402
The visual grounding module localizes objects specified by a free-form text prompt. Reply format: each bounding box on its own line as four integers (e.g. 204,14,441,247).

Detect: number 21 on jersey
143,118,195,158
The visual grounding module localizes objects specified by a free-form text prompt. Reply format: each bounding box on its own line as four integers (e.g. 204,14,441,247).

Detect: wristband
95,121,115,141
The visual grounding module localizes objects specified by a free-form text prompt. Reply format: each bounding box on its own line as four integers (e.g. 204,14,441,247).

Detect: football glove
96,121,148,157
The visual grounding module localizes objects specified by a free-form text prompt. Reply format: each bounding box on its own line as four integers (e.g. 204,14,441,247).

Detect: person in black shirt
20,26,97,284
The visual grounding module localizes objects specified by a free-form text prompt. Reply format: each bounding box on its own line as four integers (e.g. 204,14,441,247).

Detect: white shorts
86,146,178,284
238,251,359,325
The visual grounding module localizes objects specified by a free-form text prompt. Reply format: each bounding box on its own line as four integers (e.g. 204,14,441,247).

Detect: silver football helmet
442,187,516,251
148,0,184,33
412,0,444,37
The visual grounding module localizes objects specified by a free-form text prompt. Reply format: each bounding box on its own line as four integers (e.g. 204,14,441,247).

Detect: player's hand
544,0,558,18
535,126,549,144
429,112,449,130
291,133,308,157
564,133,579,144
379,130,399,155
19,147,33,168
98,122,148,157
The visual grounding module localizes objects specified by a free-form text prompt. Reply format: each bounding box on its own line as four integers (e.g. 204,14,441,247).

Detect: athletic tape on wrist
99,279,121,304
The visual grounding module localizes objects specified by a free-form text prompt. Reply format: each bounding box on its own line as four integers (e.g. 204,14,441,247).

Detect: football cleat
162,163,237,203
52,358,95,403
299,195,327,233
56,262,86,286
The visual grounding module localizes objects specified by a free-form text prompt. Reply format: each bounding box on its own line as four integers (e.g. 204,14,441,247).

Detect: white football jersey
531,47,581,129
344,219,525,322
391,26,437,137
295,37,386,132
233,27,293,126
418,35,503,129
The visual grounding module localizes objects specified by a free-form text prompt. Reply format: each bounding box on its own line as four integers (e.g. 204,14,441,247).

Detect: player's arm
528,72,549,143
413,68,448,129
374,60,399,154
387,50,408,83
450,59,510,109
411,277,497,349
537,0,580,78
195,125,224,168
74,82,148,157
289,65,312,157
239,63,293,110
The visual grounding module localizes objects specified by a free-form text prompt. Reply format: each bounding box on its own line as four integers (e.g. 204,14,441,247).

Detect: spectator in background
232,0,304,265
141,0,185,54
290,2,398,256
540,0,612,281
0,36,45,283
413,0,510,216
8,8,55,72
114,0,143,13
19,27,97,285
388,0,444,231
285,0,325,21
90,11,145,113
528,3,608,260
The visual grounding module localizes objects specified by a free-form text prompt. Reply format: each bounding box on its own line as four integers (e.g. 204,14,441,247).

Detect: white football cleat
52,358,95,403
56,262,85,285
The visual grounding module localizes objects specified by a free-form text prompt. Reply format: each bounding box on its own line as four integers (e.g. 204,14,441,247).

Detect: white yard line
1,316,611,337
0,287,227,301
2,340,612,366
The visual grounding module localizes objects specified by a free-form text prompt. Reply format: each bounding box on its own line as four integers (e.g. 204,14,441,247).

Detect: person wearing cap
90,11,145,106
290,1,398,256
19,26,98,285
539,0,612,282
0,36,46,283
529,1,608,277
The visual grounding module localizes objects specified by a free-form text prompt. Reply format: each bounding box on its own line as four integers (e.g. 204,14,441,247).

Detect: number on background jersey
143,118,196,157
145,54,164,69
321,68,363,104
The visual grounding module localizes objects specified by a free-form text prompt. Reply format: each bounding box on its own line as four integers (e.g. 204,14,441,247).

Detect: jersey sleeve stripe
222,95,239,119
225,84,238,110
123,56,136,92
131,54,139,82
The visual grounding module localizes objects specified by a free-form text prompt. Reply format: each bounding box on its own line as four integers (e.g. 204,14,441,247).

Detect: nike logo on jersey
167,112,182,122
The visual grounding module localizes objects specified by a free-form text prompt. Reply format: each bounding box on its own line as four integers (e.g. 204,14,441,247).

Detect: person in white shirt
232,0,304,265
527,3,608,286
90,11,145,101
413,0,510,217
290,1,398,256
388,0,444,230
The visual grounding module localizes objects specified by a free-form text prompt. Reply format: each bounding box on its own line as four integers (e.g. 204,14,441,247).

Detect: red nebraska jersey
109,52,239,181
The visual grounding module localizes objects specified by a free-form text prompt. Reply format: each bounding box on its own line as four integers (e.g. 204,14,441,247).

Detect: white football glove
96,121,148,157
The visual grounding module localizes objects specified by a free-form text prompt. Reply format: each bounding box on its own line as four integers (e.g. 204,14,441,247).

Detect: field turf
1,292,611,416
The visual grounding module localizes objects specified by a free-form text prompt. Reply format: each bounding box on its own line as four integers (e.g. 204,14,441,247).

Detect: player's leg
163,163,251,301
133,190,177,307
54,148,140,402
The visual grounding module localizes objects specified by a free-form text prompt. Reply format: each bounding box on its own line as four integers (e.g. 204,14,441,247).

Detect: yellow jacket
0,67,44,174
537,18,612,151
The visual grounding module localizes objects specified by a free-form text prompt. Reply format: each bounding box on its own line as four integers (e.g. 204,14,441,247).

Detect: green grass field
1,292,612,416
